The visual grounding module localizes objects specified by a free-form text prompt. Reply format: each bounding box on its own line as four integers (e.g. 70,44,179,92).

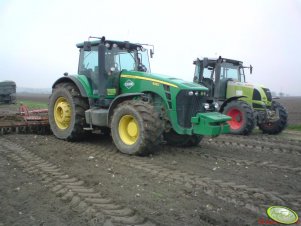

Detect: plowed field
0,95,300,226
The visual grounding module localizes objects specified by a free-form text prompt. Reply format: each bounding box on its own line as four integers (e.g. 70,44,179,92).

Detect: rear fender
52,76,88,97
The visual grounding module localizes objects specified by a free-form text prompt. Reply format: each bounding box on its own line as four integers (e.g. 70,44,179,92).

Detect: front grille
262,88,272,101
176,90,206,128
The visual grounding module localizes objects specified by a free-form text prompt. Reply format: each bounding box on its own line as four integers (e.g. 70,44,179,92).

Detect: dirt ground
0,94,300,226
277,97,301,125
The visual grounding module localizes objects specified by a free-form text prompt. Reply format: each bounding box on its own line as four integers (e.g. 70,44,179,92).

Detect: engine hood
227,80,272,103
120,71,208,91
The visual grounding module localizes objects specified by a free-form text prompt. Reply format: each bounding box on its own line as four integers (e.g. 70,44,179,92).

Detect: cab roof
194,57,243,66
76,39,142,50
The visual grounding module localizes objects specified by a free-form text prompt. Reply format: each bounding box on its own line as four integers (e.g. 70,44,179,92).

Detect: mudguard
52,76,88,97
219,96,246,112
107,93,145,125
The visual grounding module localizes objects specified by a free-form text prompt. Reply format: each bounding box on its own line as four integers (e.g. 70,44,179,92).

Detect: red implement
0,104,49,134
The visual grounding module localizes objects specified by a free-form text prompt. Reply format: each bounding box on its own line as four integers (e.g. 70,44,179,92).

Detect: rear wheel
164,129,203,147
110,100,163,155
223,100,255,135
48,82,89,140
258,101,287,134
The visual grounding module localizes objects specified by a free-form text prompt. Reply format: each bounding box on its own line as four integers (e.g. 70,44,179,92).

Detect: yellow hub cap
54,97,72,130
118,115,139,145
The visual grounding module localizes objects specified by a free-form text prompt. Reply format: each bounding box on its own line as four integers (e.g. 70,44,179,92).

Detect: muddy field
0,94,300,226
277,97,301,125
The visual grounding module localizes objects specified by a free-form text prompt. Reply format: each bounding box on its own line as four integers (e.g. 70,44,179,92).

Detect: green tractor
48,37,231,155
193,56,288,135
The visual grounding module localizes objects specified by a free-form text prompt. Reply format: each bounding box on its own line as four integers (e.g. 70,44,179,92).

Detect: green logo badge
267,206,298,224
124,80,134,89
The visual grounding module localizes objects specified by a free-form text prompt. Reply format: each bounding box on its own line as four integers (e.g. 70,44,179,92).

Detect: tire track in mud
202,137,301,156
222,134,301,146
0,138,157,226
43,137,300,217
220,134,301,150
167,146,301,175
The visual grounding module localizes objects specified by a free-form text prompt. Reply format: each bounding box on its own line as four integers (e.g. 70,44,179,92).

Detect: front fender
219,96,246,112
107,93,145,125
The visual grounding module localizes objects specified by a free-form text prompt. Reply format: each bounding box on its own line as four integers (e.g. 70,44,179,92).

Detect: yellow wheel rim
54,97,72,130
118,115,139,145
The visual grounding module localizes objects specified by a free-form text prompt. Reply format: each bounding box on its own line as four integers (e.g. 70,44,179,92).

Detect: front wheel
258,101,287,134
223,100,255,135
110,100,163,155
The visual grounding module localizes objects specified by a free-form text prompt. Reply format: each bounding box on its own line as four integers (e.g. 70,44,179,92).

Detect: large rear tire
223,100,255,135
48,82,89,141
164,129,203,147
110,100,163,155
258,101,287,134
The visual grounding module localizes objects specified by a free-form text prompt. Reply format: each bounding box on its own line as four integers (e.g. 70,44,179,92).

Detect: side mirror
250,65,253,74
150,49,154,58
83,41,91,51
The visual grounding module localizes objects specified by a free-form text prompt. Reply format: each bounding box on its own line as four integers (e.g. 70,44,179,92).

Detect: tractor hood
120,71,208,91
227,80,272,105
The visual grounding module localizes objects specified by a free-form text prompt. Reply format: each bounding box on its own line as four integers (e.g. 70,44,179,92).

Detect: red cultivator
0,104,49,135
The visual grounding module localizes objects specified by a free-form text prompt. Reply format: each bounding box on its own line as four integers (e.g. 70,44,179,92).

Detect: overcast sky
0,0,301,95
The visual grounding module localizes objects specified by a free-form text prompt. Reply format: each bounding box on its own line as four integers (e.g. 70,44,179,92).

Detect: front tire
110,100,163,155
258,101,288,134
48,82,89,140
223,100,255,135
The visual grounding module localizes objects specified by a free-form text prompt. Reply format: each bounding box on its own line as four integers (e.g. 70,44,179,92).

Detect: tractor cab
77,37,151,106
193,57,250,101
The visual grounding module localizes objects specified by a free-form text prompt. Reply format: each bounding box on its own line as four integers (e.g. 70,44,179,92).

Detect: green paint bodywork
226,81,272,109
76,75,94,97
191,112,231,135
71,70,230,136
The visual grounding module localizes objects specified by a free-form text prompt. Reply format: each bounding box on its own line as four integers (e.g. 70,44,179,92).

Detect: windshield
220,62,245,82
78,45,151,78
109,47,151,73
203,66,214,79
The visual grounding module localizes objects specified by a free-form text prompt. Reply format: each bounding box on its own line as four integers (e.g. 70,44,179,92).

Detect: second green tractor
193,56,287,135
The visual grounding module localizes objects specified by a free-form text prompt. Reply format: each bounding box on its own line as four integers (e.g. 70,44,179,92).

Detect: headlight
213,102,219,110
195,91,199,96
203,103,210,110
188,91,194,96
